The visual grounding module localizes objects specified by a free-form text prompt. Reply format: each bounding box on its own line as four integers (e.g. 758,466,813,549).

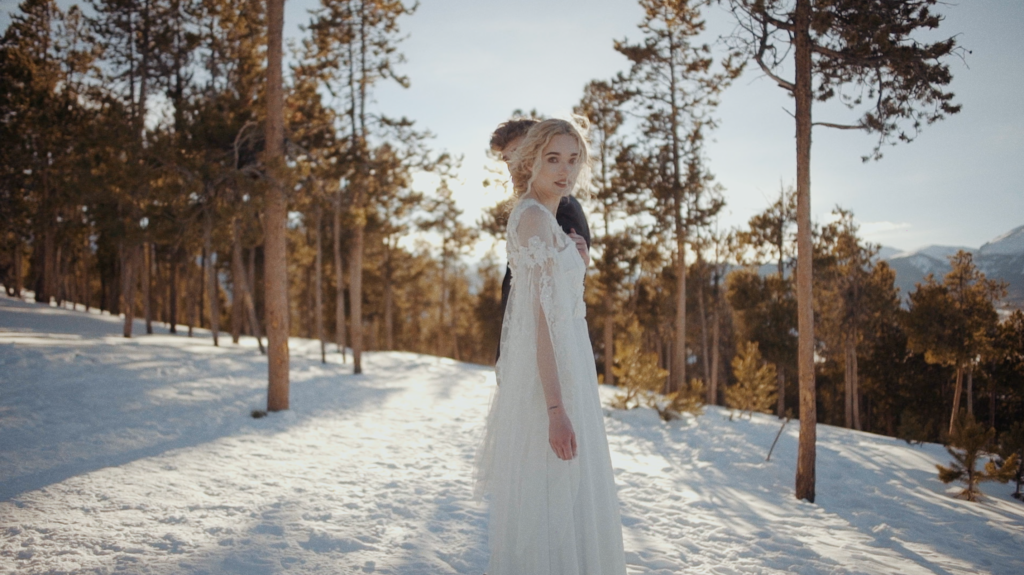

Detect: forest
2,0,1022,454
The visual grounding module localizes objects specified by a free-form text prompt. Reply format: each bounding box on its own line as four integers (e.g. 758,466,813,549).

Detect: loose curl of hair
509,116,592,199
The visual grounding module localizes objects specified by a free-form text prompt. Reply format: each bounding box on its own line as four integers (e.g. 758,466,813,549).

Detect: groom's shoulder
556,195,591,243
556,195,585,221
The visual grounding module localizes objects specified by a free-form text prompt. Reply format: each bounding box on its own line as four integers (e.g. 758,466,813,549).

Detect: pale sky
4,0,1022,255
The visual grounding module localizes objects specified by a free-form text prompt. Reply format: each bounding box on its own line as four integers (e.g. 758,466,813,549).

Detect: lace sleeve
514,205,567,411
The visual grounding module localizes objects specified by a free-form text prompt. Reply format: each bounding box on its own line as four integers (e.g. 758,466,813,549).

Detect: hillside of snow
2,294,1023,575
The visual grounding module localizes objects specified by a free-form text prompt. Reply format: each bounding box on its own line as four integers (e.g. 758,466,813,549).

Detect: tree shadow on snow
0,295,399,502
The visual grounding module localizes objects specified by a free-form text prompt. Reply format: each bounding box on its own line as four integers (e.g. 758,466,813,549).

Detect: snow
892,245,976,262
981,225,1024,257
2,294,1023,575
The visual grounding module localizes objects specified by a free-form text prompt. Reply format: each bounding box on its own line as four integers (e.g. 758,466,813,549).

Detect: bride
476,118,627,575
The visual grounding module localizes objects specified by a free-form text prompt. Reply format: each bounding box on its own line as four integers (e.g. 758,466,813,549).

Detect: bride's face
531,134,579,201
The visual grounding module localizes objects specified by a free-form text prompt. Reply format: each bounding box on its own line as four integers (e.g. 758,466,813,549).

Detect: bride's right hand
548,407,577,461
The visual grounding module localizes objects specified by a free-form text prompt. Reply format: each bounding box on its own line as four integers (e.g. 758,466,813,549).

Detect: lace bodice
506,199,587,323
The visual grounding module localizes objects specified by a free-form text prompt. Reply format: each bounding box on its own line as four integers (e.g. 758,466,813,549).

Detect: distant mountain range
881,224,1024,309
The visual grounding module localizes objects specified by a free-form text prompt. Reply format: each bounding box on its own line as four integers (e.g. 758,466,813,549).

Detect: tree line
1,0,502,372
3,0,1021,501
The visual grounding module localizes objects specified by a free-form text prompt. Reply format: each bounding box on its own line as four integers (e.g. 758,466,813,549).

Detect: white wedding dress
476,198,626,575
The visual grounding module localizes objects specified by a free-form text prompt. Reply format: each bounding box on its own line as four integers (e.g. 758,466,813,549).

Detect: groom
490,118,592,362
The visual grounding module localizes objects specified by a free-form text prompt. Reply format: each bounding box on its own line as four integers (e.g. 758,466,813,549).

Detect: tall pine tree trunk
794,0,817,503
698,261,711,387
966,365,974,416
315,207,325,364
845,334,854,428
950,364,965,435
333,194,347,361
231,221,244,344
204,211,220,346
232,217,264,354
185,255,195,336
169,252,178,334
264,0,290,410
451,278,461,361
852,346,861,431
384,245,394,351
672,230,687,394
710,287,721,405
349,222,364,374
777,371,786,418
40,200,56,305
143,242,152,334
13,241,23,298
122,244,137,338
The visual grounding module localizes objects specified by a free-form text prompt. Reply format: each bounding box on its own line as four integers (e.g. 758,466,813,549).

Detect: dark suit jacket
496,195,591,362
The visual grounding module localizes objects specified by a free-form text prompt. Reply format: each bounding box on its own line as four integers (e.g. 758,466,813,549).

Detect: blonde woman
476,118,626,575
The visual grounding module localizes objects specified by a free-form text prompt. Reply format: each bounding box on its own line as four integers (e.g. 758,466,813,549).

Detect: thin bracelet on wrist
548,404,561,410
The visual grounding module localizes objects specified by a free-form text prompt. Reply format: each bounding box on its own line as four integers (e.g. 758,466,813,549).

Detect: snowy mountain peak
980,224,1024,256
893,245,977,261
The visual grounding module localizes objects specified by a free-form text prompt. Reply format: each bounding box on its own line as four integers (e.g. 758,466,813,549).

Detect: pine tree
737,184,796,416
724,0,963,503
615,0,741,394
937,411,1018,502
906,252,1006,435
574,79,628,387
611,319,668,410
998,422,1024,500
726,341,778,419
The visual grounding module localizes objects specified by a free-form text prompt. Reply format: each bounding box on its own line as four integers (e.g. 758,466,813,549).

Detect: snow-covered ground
1,294,1022,575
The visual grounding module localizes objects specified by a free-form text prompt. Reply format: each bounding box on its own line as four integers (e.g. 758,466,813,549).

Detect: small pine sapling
998,422,1024,500
937,411,1018,502
610,319,668,410
654,378,706,421
725,341,778,419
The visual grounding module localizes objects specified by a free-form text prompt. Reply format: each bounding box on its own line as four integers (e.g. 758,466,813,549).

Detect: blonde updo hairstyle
509,116,592,199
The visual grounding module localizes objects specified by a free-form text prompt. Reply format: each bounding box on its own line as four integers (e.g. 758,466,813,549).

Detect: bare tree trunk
13,242,23,298
186,255,195,336
315,207,325,363
989,368,997,430
333,195,347,361
232,217,265,354
169,253,178,334
451,279,461,361
710,287,721,405
384,255,394,351
777,371,786,418
198,249,206,328
698,261,710,387
966,365,974,416
950,364,964,435
671,232,687,394
438,259,447,358
204,211,220,346
40,209,56,305
845,334,854,428
349,224,364,374
143,242,152,334
603,288,615,386
232,235,243,344
81,240,90,311
852,346,861,431
794,0,817,503
122,244,137,338
265,0,290,410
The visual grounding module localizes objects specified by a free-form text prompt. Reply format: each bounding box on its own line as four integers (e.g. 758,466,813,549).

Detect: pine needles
937,411,1018,502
